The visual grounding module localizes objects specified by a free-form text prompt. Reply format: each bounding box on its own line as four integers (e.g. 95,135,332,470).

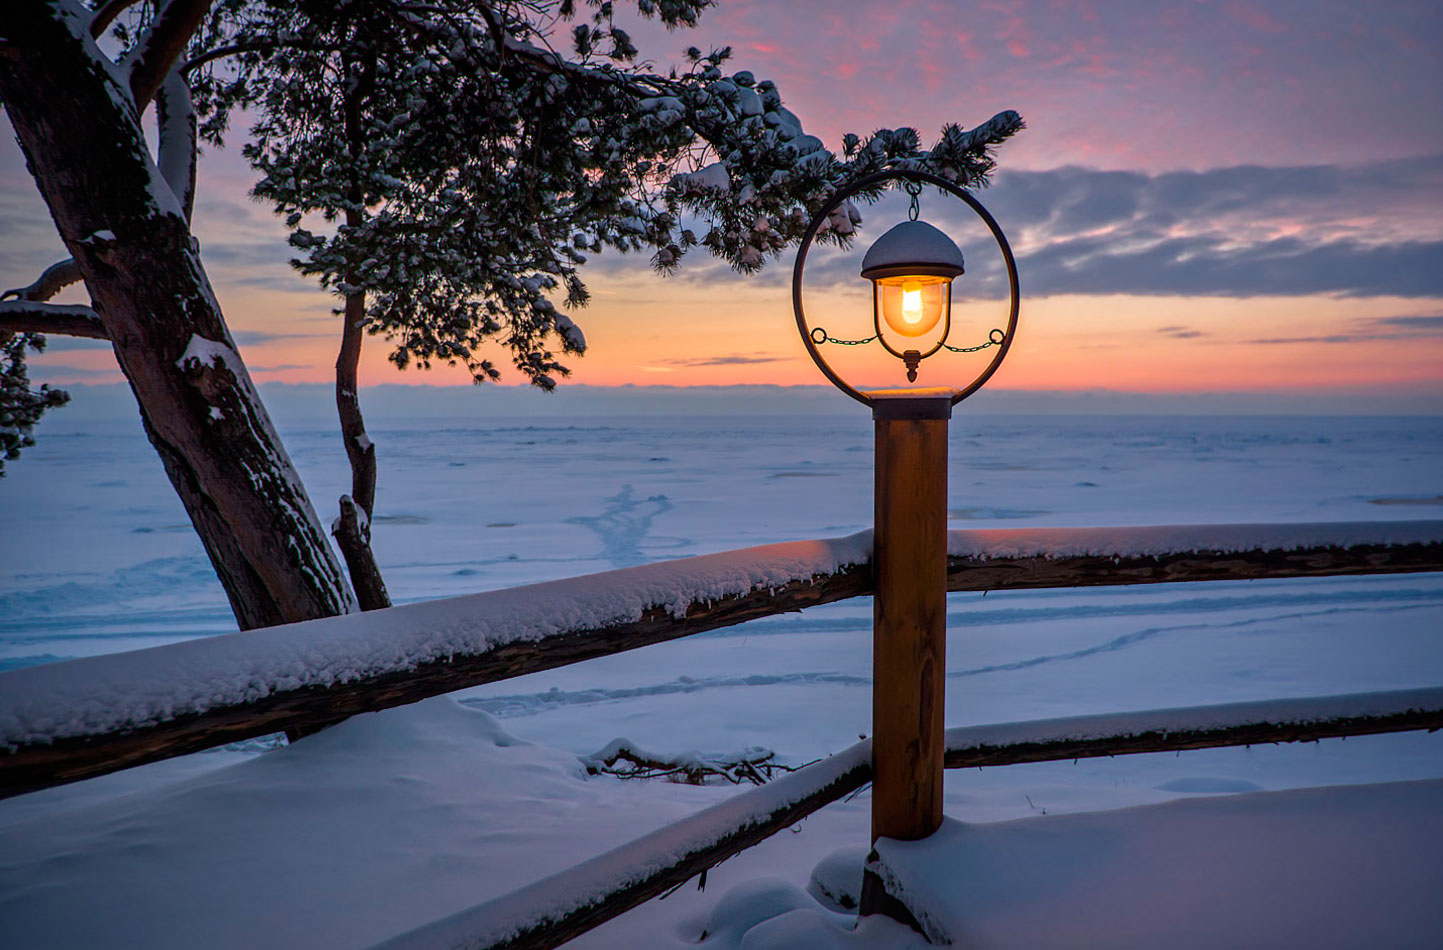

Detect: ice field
1,392,1441,947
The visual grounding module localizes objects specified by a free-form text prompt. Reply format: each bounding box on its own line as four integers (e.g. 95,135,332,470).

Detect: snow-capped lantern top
859,220,965,282
860,220,965,345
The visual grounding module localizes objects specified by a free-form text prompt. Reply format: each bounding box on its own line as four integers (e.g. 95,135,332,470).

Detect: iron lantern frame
791,168,1021,406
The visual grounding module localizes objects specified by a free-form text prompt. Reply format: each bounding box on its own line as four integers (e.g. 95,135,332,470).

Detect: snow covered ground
1,404,1441,947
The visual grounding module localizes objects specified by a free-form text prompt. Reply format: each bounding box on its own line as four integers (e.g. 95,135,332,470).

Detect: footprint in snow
565,484,675,568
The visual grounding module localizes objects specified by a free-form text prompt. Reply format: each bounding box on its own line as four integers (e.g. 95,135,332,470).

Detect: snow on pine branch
0,302,107,340
187,0,1022,389
155,65,198,220
1,333,71,477
0,259,82,304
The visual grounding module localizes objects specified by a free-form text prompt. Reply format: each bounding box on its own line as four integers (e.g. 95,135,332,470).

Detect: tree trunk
330,47,391,611
0,3,356,629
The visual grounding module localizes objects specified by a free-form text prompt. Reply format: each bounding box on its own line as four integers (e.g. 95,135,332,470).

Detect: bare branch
0,302,109,340
332,494,390,611
127,0,214,110
1,259,82,303
581,742,803,787
182,41,275,73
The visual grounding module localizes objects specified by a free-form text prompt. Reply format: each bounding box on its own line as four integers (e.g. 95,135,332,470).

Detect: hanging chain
941,328,1007,353
812,326,1007,351
904,180,922,222
812,181,1001,355
811,327,878,346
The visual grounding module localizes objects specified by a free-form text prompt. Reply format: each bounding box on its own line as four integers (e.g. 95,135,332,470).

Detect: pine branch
0,302,109,340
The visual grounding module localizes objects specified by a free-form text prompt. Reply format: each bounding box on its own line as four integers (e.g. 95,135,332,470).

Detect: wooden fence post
861,393,951,924
869,394,951,843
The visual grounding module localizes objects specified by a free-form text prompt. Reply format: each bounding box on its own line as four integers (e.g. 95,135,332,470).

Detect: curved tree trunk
330,46,391,612
333,286,391,611
0,2,356,629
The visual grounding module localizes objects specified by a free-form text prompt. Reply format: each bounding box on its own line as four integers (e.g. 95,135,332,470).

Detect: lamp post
792,170,1019,887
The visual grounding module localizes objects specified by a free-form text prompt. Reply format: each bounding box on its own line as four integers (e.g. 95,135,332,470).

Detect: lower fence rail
370,686,1443,950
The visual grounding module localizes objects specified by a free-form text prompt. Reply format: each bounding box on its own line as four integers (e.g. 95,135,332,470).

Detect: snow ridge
947,520,1443,560
943,685,1443,753
0,534,872,747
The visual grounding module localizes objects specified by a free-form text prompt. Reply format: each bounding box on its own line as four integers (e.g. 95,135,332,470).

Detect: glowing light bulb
877,275,948,338
901,282,924,325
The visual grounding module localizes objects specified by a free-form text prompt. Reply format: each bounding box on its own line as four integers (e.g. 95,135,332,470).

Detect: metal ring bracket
791,169,1021,407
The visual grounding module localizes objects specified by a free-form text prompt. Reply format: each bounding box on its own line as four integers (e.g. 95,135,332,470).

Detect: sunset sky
3,0,1441,405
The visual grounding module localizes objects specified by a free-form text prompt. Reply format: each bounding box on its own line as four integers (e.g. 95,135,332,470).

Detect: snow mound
872,779,1443,948
693,878,924,949
0,698,708,949
806,847,867,911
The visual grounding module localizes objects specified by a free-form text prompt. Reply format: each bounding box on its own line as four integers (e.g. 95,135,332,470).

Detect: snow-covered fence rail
1,520,1440,798
943,520,1443,591
371,686,1443,950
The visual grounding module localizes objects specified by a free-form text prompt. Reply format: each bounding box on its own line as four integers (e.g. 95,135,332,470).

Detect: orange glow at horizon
36,280,1443,399
41,278,1438,402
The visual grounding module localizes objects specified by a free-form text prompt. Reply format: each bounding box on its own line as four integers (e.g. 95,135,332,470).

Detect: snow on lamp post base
791,169,1020,921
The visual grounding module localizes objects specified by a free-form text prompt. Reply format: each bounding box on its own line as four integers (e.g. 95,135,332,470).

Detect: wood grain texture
945,540,1443,591
871,416,948,844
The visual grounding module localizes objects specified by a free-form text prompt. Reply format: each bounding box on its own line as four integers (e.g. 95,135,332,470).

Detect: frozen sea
3,399,1441,762
3,393,1443,948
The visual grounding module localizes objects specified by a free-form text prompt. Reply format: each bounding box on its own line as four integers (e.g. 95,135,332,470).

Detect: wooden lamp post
791,170,1020,908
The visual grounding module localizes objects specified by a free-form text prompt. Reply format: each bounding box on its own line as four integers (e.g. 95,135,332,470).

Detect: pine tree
0,0,1022,628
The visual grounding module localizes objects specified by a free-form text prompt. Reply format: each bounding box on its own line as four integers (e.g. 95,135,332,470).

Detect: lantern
794,171,1017,401
860,220,966,380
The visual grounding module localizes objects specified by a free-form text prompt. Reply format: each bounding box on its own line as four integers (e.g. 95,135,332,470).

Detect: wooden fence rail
372,686,1443,950
2,521,1440,798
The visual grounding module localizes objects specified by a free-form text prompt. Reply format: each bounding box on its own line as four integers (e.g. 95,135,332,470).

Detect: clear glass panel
876,276,950,338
